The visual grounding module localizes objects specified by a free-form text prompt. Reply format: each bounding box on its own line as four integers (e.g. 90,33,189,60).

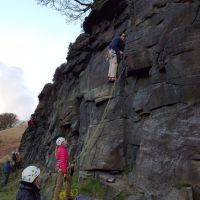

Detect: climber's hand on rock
70,163,75,167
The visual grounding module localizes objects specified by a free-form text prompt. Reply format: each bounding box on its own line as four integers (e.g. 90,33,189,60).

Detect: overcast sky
0,0,80,120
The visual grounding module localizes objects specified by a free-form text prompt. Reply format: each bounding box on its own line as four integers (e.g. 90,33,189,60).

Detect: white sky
0,0,81,120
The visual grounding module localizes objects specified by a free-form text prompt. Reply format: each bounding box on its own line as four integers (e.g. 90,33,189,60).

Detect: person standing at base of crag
2,160,12,186
53,137,70,200
16,165,41,200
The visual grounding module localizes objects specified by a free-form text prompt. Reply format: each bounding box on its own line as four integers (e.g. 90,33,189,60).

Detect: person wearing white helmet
54,137,70,200
56,137,66,146
16,165,41,200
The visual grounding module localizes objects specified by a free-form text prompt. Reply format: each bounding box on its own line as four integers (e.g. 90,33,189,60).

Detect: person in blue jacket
107,32,126,82
2,160,12,185
16,166,41,200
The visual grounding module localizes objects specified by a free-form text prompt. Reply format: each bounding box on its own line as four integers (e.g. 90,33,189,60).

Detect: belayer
16,166,41,200
53,137,72,200
107,32,126,82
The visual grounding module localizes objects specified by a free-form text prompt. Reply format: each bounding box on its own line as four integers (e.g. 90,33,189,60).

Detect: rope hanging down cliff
75,58,127,164
74,32,127,163
52,58,127,200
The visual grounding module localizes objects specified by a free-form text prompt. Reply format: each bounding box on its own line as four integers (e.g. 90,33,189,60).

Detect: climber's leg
54,171,64,200
108,49,118,80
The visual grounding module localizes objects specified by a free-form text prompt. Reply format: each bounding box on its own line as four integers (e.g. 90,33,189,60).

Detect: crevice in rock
150,102,181,112
127,67,151,78
192,4,200,24
146,42,158,49
172,48,194,56
192,159,200,162
153,2,167,9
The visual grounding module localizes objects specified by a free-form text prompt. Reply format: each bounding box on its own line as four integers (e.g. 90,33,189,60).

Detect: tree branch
36,0,93,22
74,0,92,7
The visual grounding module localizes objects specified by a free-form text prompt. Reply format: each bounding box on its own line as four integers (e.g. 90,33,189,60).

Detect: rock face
19,0,200,199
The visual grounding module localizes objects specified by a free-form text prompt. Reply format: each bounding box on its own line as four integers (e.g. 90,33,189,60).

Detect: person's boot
66,195,73,200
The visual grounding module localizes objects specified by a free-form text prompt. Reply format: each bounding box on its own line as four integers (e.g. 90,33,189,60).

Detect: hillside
19,0,200,199
0,122,27,163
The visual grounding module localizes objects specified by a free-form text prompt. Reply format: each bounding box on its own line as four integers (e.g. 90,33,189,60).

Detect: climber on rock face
53,137,71,200
16,166,41,200
107,32,126,82
28,114,37,132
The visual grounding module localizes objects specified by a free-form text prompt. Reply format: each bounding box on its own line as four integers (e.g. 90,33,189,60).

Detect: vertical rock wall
20,0,200,199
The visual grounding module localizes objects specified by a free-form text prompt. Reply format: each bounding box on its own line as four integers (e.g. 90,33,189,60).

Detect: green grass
0,171,21,200
113,192,129,200
0,168,125,200
71,175,107,199
0,169,56,200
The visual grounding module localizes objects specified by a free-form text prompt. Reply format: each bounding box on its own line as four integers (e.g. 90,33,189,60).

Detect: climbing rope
74,59,127,164
52,59,127,200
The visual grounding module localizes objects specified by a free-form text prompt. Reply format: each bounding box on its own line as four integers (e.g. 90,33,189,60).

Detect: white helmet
22,166,40,183
56,137,65,146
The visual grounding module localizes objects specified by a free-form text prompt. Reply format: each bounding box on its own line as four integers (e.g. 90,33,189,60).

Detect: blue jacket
16,181,41,200
108,35,125,54
3,162,11,174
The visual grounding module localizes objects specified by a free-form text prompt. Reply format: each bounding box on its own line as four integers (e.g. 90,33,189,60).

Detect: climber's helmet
56,137,66,146
22,166,40,183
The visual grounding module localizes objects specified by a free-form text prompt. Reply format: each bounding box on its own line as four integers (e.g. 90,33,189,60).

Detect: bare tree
36,0,93,22
0,113,19,131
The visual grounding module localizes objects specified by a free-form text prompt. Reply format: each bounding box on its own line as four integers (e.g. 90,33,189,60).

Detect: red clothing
55,145,69,174
28,119,34,127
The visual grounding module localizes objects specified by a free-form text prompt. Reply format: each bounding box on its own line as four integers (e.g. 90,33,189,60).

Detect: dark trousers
3,173,10,185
